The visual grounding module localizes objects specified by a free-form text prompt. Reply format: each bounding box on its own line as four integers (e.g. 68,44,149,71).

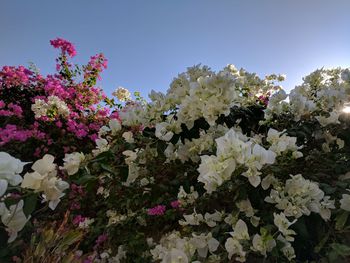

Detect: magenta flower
147,205,166,216
170,200,180,209
50,38,77,57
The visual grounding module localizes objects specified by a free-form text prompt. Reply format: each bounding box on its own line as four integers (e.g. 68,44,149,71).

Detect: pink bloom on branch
147,205,166,216
170,200,180,209
50,38,77,57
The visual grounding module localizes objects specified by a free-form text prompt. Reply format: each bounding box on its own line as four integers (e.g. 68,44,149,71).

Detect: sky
1,0,350,98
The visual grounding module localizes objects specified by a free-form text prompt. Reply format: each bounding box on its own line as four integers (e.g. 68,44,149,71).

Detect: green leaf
335,211,349,230
100,163,115,174
330,243,350,256
23,194,38,217
314,230,330,253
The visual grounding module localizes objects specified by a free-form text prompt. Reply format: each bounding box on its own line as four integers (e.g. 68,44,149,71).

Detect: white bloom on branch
60,152,85,175
1,200,30,243
21,154,69,210
113,86,131,102
340,192,350,211
0,152,27,196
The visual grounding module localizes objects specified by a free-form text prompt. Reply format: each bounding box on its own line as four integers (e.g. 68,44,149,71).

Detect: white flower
98,125,111,137
251,234,276,257
21,154,57,190
277,234,296,261
31,154,56,177
267,129,302,158
265,174,328,219
197,155,236,193
177,186,198,206
78,217,95,229
162,248,189,263
21,155,69,210
61,152,85,175
122,150,137,165
231,219,250,240
0,152,27,196
237,199,255,217
315,111,340,127
273,213,296,241
1,200,30,243
122,131,134,143
225,237,246,262
113,87,131,102
204,211,223,227
109,245,127,263
179,210,204,226
93,138,110,155
31,99,47,118
21,171,45,190
109,119,122,135
32,96,70,119
123,162,140,186
155,122,174,141
340,193,350,211
190,232,219,258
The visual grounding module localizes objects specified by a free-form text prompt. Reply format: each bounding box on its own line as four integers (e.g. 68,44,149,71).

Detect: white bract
265,174,334,220
32,95,70,119
1,200,30,243
113,87,131,102
21,154,69,210
61,152,85,175
0,152,27,196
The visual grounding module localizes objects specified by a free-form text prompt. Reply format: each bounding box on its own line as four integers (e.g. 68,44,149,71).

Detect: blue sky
1,0,349,97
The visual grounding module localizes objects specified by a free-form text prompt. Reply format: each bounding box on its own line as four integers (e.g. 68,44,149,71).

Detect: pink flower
147,205,166,216
72,215,86,225
50,38,77,57
170,200,180,209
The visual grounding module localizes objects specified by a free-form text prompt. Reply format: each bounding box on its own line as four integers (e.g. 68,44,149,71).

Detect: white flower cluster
179,210,224,228
119,101,147,127
266,128,303,158
147,64,285,130
198,128,276,192
60,152,85,175
94,246,127,263
225,219,251,262
112,86,131,102
273,212,297,260
21,154,69,210
265,68,350,124
150,231,220,263
265,174,335,220
31,95,70,119
340,191,350,211
0,200,30,243
164,125,228,163
0,152,27,196
177,186,199,207
0,152,67,243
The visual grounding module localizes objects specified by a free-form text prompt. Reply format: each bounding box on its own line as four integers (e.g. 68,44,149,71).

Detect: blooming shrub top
0,38,110,161
1,39,350,263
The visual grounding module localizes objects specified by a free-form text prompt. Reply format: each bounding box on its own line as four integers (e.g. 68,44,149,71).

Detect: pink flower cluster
0,101,23,117
0,66,33,86
50,38,77,57
84,53,108,81
0,38,111,160
72,215,86,225
0,124,45,146
147,205,166,216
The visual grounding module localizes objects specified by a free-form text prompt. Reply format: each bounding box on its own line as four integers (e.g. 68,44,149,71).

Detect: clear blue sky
1,0,349,97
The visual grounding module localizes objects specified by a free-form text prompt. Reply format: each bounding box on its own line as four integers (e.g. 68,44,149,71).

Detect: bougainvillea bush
0,38,110,161
1,39,350,263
